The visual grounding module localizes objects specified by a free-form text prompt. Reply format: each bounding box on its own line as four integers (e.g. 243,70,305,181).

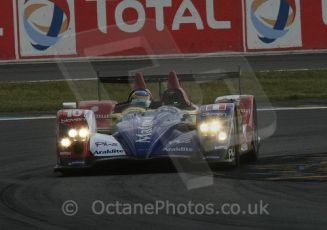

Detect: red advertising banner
0,1,15,60
301,0,327,49
0,0,327,61
14,0,245,58
75,0,243,57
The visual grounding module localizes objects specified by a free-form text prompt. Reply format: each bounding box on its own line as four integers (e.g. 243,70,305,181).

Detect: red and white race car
55,71,260,173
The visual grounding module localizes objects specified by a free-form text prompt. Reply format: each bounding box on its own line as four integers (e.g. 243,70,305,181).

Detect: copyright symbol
62,200,78,216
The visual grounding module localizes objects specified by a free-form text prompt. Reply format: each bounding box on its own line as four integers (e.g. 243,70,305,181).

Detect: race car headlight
68,129,78,138
199,123,209,133
79,128,89,139
210,121,221,133
218,131,227,141
199,120,222,135
61,138,72,148
66,128,90,141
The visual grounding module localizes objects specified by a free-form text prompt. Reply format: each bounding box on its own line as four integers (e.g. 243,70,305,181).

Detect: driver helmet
130,90,151,108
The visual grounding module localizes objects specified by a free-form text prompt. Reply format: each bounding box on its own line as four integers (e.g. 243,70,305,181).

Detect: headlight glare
79,128,89,138
199,120,222,135
218,131,227,141
199,123,209,133
61,138,72,148
210,121,221,133
68,129,78,138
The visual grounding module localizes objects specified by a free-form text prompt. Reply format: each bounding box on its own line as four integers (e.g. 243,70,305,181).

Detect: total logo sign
246,0,302,50
86,0,232,33
17,0,76,57
323,0,327,25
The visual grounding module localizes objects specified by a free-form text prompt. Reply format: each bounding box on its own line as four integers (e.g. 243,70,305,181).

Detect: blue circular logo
23,0,71,51
251,0,297,44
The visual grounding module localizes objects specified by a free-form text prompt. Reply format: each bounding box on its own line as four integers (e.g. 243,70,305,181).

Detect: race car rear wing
96,68,242,100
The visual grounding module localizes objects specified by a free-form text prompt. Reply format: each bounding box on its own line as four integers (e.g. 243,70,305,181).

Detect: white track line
1,106,327,121
7,77,97,84
0,116,55,121
258,106,327,111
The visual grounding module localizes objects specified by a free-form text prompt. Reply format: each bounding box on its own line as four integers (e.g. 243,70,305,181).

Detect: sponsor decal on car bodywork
60,117,85,124
163,147,193,152
90,133,126,157
93,149,125,155
95,142,118,147
136,117,154,143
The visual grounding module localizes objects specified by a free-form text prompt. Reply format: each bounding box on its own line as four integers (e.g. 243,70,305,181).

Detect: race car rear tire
231,114,241,168
245,100,259,163
246,142,259,163
245,129,259,163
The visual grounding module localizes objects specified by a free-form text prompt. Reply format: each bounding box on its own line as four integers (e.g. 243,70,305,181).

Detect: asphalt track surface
1,53,327,82
0,108,327,230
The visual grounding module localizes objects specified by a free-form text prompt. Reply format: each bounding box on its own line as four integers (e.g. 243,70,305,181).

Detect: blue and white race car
55,71,260,173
